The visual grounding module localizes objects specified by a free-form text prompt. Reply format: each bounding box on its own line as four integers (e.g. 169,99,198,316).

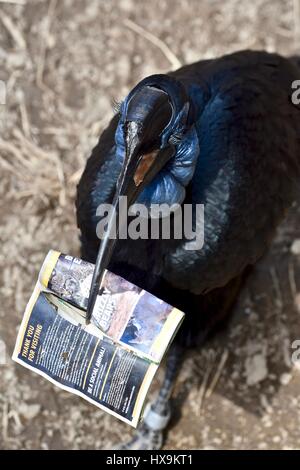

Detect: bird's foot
113,402,171,450
114,421,163,450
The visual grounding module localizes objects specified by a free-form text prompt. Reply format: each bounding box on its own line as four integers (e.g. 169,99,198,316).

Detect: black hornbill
76,50,300,449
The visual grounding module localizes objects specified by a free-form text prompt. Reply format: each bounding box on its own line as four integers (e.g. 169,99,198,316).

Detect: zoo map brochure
12,250,184,427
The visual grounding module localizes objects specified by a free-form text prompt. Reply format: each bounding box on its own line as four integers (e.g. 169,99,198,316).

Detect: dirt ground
1,0,300,450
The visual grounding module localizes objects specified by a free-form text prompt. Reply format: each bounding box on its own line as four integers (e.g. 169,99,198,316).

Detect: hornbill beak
86,115,174,321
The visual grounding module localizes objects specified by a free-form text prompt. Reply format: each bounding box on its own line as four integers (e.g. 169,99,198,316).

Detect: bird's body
76,50,300,349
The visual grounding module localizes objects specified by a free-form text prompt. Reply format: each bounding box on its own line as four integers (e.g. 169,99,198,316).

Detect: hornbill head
115,74,199,207
86,75,199,319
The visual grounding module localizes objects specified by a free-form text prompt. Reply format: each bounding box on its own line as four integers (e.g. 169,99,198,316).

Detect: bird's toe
112,422,164,450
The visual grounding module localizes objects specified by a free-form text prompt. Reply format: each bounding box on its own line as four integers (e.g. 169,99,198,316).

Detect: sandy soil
0,0,300,450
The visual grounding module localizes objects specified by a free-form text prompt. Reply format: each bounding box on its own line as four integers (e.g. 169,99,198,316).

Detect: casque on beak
86,112,174,320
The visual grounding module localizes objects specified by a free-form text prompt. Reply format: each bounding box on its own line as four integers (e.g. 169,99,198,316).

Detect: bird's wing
162,51,300,294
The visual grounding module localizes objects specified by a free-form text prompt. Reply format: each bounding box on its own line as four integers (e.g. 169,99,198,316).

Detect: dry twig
288,260,298,299
205,349,229,399
0,0,26,4
293,0,300,46
36,0,57,89
123,18,182,70
197,365,211,416
270,266,283,310
0,0,27,6
19,100,31,139
0,11,26,49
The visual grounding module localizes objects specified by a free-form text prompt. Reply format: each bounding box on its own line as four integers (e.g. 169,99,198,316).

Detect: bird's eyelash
112,99,122,114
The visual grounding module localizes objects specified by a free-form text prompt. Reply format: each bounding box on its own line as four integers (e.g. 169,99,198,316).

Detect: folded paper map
13,251,184,427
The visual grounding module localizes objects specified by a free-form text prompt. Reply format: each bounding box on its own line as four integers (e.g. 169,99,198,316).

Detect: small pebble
18,403,41,420
245,353,268,386
291,239,300,255
280,373,292,386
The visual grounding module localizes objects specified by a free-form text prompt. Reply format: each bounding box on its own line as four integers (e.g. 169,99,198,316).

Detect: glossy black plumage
76,50,300,347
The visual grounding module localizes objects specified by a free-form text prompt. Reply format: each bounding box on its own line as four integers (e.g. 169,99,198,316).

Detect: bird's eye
169,133,183,145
